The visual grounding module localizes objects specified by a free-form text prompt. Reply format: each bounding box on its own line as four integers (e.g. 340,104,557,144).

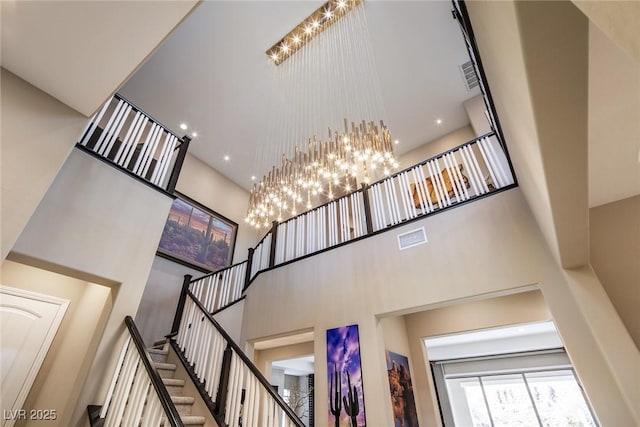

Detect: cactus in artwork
342,370,360,426
329,364,342,427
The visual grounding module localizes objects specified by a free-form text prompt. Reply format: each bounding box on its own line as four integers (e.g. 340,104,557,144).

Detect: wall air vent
397,227,428,251
460,60,479,91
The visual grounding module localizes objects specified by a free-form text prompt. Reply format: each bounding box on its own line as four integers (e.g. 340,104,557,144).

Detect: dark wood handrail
113,93,182,139
187,260,248,284
124,316,184,427
185,130,506,290
368,130,496,188
184,291,305,427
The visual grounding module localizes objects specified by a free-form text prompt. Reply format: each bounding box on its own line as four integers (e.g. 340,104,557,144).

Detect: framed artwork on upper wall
157,192,237,273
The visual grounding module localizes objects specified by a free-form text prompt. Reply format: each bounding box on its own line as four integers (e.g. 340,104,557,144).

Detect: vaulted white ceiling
119,1,479,191
2,1,635,207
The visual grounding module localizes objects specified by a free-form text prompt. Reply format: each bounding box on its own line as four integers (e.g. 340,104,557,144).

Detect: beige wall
572,0,640,63
468,0,590,270
463,95,491,137
1,68,87,261
404,290,551,426
134,256,202,345
240,189,566,426
212,298,245,344
240,187,639,426
465,3,638,424
10,148,173,427
380,316,411,358
398,126,475,170
2,260,113,427
590,195,640,348
134,152,257,344
588,22,640,207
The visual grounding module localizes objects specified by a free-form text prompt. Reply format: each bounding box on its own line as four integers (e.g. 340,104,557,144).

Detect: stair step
162,378,185,387
180,415,206,426
148,347,169,363
172,395,196,417
160,371,183,396
152,338,168,348
171,396,195,405
154,362,177,378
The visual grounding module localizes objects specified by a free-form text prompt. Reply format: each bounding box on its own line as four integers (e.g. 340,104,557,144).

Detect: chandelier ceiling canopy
246,0,398,229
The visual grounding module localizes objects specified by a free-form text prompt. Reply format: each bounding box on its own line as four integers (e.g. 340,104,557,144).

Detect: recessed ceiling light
179,123,188,130
436,118,443,125
224,155,230,162
251,175,256,181
191,131,198,138
394,139,400,145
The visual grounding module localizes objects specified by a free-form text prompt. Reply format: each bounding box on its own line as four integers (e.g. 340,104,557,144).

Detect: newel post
268,220,279,268
361,183,374,234
169,274,192,337
244,247,254,291
166,135,191,194
215,343,233,418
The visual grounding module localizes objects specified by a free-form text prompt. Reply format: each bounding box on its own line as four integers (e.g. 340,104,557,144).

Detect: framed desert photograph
157,192,237,272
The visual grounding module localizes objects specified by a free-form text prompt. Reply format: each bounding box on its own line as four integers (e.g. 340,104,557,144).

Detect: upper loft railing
183,131,516,315
76,94,191,194
165,130,516,425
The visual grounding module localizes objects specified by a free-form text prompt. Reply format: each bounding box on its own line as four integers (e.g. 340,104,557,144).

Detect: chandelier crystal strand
247,0,398,229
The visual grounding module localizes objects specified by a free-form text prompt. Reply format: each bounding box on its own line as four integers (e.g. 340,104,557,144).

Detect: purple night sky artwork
327,324,366,427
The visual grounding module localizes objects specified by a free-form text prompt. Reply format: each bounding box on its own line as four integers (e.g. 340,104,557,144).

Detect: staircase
148,343,207,426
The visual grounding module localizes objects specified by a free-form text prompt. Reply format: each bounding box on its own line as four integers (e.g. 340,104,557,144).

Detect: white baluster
80,97,112,146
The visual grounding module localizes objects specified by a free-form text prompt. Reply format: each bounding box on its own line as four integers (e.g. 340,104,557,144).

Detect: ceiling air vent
397,227,428,251
460,60,479,91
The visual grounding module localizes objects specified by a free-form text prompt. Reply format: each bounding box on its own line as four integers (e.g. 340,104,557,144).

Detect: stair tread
181,415,206,425
153,362,176,370
153,338,168,346
162,378,185,386
147,348,169,355
171,395,195,404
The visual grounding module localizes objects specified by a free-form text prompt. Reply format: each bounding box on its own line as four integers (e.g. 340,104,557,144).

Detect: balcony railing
180,131,515,318
256,131,513,271
166,131,515,424
77,94,190,194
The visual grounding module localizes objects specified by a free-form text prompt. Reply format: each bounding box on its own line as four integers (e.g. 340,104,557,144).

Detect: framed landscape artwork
157,192,237,272
386,350,419,427
327,324,367,427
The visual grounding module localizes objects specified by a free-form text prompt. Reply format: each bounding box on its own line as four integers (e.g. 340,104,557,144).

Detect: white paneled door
0,286,69,427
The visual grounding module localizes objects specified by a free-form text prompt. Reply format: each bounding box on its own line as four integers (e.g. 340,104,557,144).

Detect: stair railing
76,94,191,194
177,131,516,318
160,131,516,426
190,260,248,314
99,316,183,427
172,287,304,427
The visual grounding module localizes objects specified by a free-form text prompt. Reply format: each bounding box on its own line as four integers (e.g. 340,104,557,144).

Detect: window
432,350,598,427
